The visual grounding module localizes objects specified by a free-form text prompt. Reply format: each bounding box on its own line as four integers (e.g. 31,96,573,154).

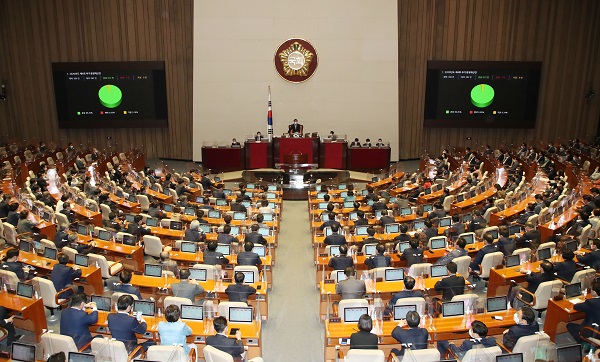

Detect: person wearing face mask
501,306,539,351
437,320,497,359
566,282,600,343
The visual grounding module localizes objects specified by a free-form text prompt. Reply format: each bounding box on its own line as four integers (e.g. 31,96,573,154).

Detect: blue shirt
158,320,193,354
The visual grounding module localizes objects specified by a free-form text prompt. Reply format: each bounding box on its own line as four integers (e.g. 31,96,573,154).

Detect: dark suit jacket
60,307,98,349
324,233,347,246
502,321,539,350
1,261,27,280
471,244,498,270
54,231,70,249
125,224,151,237
349,330,378,350
244,232,267,245
206,334,244,358
450,337,497,355
184,229,205,243
354,218,369,227
573,297,600,328
515,230,541,250
578,249,600,270
428,209,446,220
401,247,424,267
0,201,9,218
379,215,395,226
496,237,516,256
329,256,354,270
517,211,534,225
365,254,391,269
230,203,247,213
217,233,237,245
212,190,226,199
554,259,577,282
391,327,429,353
389,290,424,306
107,312,148,351
236,251,262,266
393,234,411,243
203,251,229,265
114,284,143,300
525,272,555,294
320,220,341,231
225,283,257,302
7,211,19,226
50,263,82,295
434,275,465,301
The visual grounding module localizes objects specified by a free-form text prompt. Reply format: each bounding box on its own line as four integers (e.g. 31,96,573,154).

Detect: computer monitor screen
180,241,196,253
496,353,523,362
246,183,255,189
400,207,412,216
258,227,270,237
385,268,404,282
44,247,57,260
229,306,253,323
361,189,369,196
398,242,410,252
213,177,221,182
487,229,499,240
486,296,507,313
460,233,475,244
189,268,207,281
42,212,51,222
75,254,89,267
267,185,277,191
537,247,551,260
261,213,274,221
144,263,163,277
233,212,246,221
170,221,183,230
565,283,582,299
424,188,432,195
208,210,221,218
337,270,348,282
318,202,328,210
430,238,446,250
364,244,377,256
223,189,232,196
145,218,158,227
413,220,425,230
11,342,36,362
91,295,112,311
241,271,255,284
122,234,137,246
216,244,231,255
564,240,578,252
125,214,136,223
439,217,452,227
252,245,266,257
508,225,521,236
338,184,347,190
266,193,276,199
328,245,340,256
355,226,368,236
442,301,464,317
128,195,137,203
385,224,400,234
229,226,240,236
133,300,155,316
98,230,111,241
367,200,374,206
180,304,203,320
505,255,520,267
423,204,433,212
456,194,465,203
324,227,333,237
393,305,416,321
431,265,448,278
344,307,368,323
556,344,582,362
195,196,204,203
163,204,174,212
184,207,195,216
317,192,326,199
16,282,34,298
241,201,251,208
349,211,358,221
340,192,348,198
19,241,31,252
77,224,89,235
199,224,211,233
469,190,477,198
344,201,354,208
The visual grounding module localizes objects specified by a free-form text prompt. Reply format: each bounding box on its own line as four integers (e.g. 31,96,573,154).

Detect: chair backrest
571,268,596,289
143,235,163,258
41,333,78,357
451,294,479,310
537,242,555,258
115,232,134,242
168,188,178,203
482,207,497,223
346,349,385,362
55,213,69,227
91,338,129,362
512,332,550,362
233,265,259,284
87,253,119,279
531,280,563,309
0,270,20,290
394,297,426,315
192,263,221,280
113,155,120,165
369,267,393,280
453,255,471,278
512,248,531,258
2,222,17,246
163,296,193,310
160,218,175,228
40,239,57,251
203,345,234,362
136,194,150,211
339,299,369,322
427,236,447,250
62,247,78,262
147,345,188,362
99,204,111,221
32,277,60,308
442,195,454,212
217,301,248,320
400,348,441,360
461,346,502,362
407,263,432,278
580,225,593,247
480,226,498,239
479,252,504,279
527,214,539,226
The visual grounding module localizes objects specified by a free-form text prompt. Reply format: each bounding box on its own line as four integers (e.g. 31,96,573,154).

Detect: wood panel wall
0,0,193,160
398,0,600,159
1,1,599,162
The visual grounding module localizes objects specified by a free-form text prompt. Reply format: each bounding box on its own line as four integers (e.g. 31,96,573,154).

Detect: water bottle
157,307,163,318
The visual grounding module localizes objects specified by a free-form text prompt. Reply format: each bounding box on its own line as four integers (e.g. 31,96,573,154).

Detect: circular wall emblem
274,38,318,83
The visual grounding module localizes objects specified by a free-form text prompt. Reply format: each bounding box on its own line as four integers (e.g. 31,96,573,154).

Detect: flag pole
267,86,273,142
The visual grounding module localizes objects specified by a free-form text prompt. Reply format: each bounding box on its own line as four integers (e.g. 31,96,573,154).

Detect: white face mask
468,330,475,339
513,313,520,324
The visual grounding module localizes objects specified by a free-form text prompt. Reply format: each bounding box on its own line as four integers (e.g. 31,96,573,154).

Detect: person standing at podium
288,118,303,136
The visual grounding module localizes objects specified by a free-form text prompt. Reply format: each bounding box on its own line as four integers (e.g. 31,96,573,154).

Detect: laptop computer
555,344,582,362
430,265,448,278
258,227,270,237
565,282,582,299
16,282,34,298
486,296,507,313
75,254,89,267
364,244,377,256
208,210,221,218
144,264,163,277
261,213,274,221
180,304,204,321
19,240,31,252
145,218,158,227
252,245,266,257
355,226,369,236
349,211,358,221
439,217,452,227
398,242,410,252
11,342,36,362
216,244,231,255
195,196,205,203
133,300,156,316
343,307,368,323
241,271,255,284
125,213,136,223
98,230,112,241
430,237,446,250
199,224,211,233
413,220,425,230
163,204,174,212
459,233,475,245
495,353,523,362
537,247,551,260
442,301,464,317
122,234,137,246
184,207,195,216
328,245,341,256
505,255,520,268
422,204,433,213
77,224,89,235
189,268,207,281
385,224,400,234
180,241,197,253
229,306,253,323
91,295,112,312
337,270,348,282
233,212,246,221
564,240,578,252
169,221,183,230
337,184,347,190
44,247,58,260
385,268,404,282
508,225,521,236
400,207,412,216
393,305,416,321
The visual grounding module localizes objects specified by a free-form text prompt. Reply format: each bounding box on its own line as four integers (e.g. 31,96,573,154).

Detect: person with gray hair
159,251,179,276
184,219,205,243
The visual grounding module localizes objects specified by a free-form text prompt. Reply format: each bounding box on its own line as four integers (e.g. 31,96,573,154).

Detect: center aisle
262,200,323,361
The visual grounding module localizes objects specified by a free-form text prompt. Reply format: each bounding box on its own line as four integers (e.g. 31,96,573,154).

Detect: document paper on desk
568,297,584,304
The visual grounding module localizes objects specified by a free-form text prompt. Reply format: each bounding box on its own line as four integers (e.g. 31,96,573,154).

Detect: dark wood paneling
0,0,193,160
398,0,600,159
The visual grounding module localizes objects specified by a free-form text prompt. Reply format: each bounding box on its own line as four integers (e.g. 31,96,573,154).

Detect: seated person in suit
420,219,439,240
328,244,354,271
1,248,31,281
324,224,346,246
50,253,82,298
254,131,264,141
371,196,387,213
468,209,487,232
54,224,70,250
225,271,257,303
206,316,244,359
175,179,190,197
378,209,395,227
336,267,366,300
103,212,123,232
231,138,241,147
567,211,590,237
390,311,429,357
362,139,372,147
444,214,466,238
319,212,341,231
516,203,536,225
287,118,303,135
16,210,38,235
435,236,468,266
567,281,600,343
384,276,423,315
157,251,179,276
501,306,539,351
237,241,262,267
392,224,411,245
514,222,541,251
184,220,206,243
375,138,385,147
575,238,600,270
437,320,497,359
509,260,556,305
60,202,76,223
203,240,229,266
171,268,204,304
212,184,226,199
352,211,368,228
113,269,143,300
496,225,516,256
195,209,210,224
0,306,17,346
245,223,267,245
230,197,247,213
6,203,19,226
350,138,361,147
554,248,577,282
469,232,498,272
434,261,465,301
359,227,380,248
364,243,391,269
158,305,195,355
125,215,151,238
148,201,166,219
60,293,99,350
401,239,424,268
107,294,154,352
350,314,378,350
217,225,237,245
427,202,446,220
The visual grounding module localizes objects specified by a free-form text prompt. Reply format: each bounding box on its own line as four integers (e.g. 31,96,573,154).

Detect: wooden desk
347,147,391,171
319,141,348,169
538,207,579,243
450,187,498,216
108,193,142,214
145,188,173,204
544,297,588,342
78,234,145,271
201,146,245,172
0,291,47,342
365,172,405,190
150,226,185,239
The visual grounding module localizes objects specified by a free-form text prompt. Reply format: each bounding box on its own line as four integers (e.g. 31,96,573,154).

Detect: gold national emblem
278,42,314,77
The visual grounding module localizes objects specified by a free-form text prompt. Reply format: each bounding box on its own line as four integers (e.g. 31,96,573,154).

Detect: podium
347,147,391,171
201,146,245,172
273,136,319,165
319,140,347,169
245,141,273,169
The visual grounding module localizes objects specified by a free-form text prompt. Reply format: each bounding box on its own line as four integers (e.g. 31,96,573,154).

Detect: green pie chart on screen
471,84,494,108
98,84,122,108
